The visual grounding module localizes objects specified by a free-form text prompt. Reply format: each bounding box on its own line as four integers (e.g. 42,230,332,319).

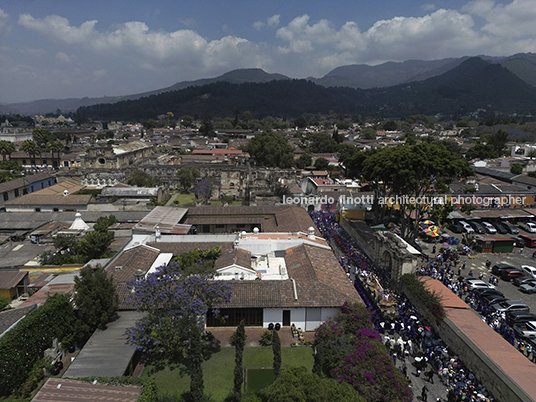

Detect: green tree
245,131,295,168
127,170,159,187
360,127,377,139
314,157,329,170
73,266,118,342
177,167,200,193
296,154,312,169
75,230,114,261
181,115,194,127
47,140,64,168
261,367,364,402
20,140,41,169
231,320,247,401
308,133,339,154
32,128,54,148
272,329,281,378
346,143,472,241
93,214,117,232
488,129,509,156
0,140,16,161
404,132,416,145
511,163,524,175
337,144,358,166
383,120,397,131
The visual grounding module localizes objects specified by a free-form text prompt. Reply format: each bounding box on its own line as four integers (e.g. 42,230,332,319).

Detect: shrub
313,302,412,402
400,274,445,320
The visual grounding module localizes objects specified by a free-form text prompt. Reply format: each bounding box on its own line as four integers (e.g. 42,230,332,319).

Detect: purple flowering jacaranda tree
128,261,232,400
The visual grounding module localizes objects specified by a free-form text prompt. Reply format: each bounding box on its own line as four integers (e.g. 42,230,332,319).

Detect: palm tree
20,140,41,170
0,140,15,161
47,140,65,168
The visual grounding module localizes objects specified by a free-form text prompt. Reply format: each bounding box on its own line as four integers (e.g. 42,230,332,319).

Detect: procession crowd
310,211,497,402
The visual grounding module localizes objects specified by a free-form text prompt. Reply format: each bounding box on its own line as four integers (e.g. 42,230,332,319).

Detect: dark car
449,222,464,233
482,295,508,306
506,311,536,326
492,263,517,276
513,276,536,287
501,269,528,281
473,288,504,298
503,222,520,235
491,299,530,313
469,221,486,234
513,236,526,248
493,222,508,234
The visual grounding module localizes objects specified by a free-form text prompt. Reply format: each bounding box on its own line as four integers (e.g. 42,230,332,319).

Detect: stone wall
402,279,535,402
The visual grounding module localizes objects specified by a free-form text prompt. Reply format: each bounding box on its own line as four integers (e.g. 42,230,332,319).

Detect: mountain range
2,53,536,117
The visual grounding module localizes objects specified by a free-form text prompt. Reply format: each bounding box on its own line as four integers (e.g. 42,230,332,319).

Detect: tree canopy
245,131,295,168
73,265,118,342
128,260,232,400
346,142,473,241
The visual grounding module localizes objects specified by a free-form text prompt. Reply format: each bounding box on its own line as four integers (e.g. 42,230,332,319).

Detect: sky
1,0,535,104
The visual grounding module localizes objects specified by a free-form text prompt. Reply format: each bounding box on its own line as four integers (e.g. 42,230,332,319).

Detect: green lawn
141,346,314,400
171,192,196,206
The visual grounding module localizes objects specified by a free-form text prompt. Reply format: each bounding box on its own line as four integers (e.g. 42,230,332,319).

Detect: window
14,189,19,197
53,208,59,212
31,186,34,192
216,224,225,229
42,160,47,165
202,225,210,233
34,208,41,212
41,183,44,189
3,193,8,201
22,160,26,165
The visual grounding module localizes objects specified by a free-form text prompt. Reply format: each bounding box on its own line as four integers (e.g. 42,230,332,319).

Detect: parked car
520,221,536,233
459,221,475,234
503,222,520,234
481,295,508,306
521,265,536,280
506,311,536,326
493,222,508,234
492,263,517,276
482,222,497,234
449,222,464,233
512,276,536,287
519,283,536,294
468,280,495,290
469,221,486,234
491,300,530,313
512,320,536,339
473,288,504,298
512,236,526,248
501,269,528,281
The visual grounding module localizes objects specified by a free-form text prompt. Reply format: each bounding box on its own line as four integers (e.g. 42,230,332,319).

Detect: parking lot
424,228,536,311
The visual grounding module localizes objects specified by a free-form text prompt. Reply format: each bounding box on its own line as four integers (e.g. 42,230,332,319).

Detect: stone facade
81,142,154,170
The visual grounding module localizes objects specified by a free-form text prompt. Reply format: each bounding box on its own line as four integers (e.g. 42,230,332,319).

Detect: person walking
421,385,429,402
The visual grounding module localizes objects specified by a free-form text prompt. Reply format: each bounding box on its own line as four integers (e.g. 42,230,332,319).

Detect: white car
460,221,475,234
482,222,497,234
520,222,536,233
513,320,536,338
521,265,536,280
468,280,495,290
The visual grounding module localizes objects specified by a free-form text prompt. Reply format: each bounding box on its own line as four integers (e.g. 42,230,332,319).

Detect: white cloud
93,69,107,78
468,0,536,38
0,8,9,33
179,18,196,28
267,14,280,28
253,21,265,31
422,4,436,11
18,13,259,74
55,51,77,64
254,14,280,31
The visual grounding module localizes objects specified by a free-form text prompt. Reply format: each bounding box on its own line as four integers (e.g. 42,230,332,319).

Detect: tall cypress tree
272,329,281,378
232,320,246,401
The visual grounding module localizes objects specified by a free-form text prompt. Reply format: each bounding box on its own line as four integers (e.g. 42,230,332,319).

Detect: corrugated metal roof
133,206,189,234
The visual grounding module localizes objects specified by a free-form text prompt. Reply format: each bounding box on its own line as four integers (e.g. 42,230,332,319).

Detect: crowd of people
309,210,497,402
